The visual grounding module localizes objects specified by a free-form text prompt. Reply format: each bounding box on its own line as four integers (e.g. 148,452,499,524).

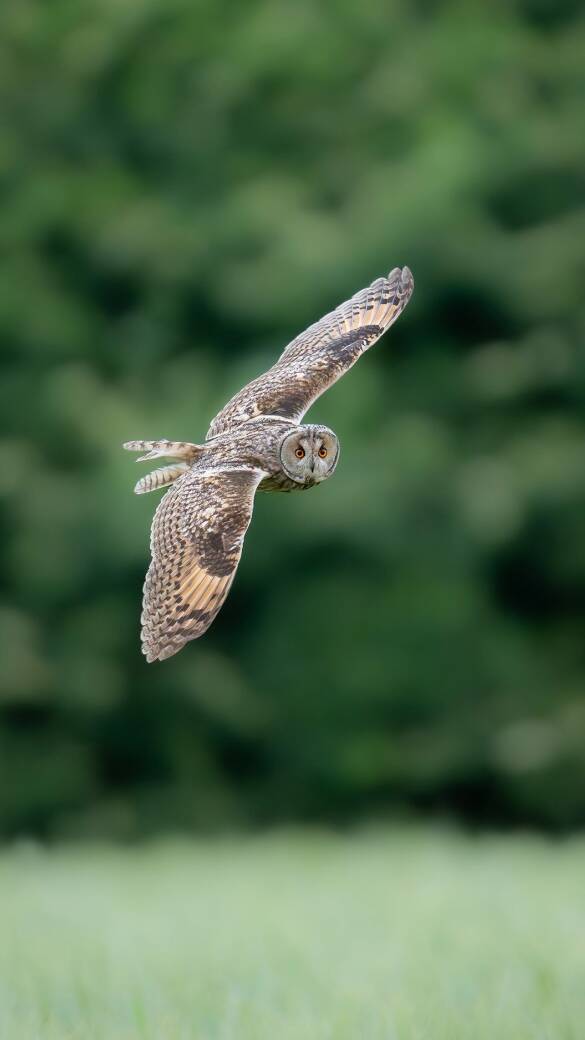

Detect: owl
125,266,414,661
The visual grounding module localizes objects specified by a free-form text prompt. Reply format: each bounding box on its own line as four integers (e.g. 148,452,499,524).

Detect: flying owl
124,266,414,662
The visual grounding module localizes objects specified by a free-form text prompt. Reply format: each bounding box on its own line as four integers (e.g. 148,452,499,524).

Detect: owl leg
123,439,204,463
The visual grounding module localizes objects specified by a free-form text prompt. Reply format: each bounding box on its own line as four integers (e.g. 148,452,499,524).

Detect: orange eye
295,447,305,459
318,447,328,458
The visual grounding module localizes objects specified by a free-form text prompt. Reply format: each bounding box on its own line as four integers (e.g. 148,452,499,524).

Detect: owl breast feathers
124,265,414,661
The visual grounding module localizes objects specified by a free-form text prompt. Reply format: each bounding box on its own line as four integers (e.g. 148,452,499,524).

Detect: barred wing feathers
141,466,266,662
207,266,414,438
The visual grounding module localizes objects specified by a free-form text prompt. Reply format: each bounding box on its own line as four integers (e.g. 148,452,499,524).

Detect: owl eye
318,447,328,458
295,447,305,459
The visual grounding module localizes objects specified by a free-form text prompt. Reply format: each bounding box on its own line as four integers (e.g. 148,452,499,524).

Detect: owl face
279,425,340,485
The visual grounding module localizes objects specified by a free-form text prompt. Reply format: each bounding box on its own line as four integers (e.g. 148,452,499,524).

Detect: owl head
280,424,340,485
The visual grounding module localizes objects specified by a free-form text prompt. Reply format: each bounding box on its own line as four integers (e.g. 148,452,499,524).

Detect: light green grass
1,828,584,1039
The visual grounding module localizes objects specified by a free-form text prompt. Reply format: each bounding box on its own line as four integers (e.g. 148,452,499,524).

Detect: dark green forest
1,0,584,837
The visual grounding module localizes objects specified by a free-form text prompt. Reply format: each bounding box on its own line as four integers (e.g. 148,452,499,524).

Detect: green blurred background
1,0,584,839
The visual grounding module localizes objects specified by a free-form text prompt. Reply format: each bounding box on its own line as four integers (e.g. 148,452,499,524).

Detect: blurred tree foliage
1,0,585,837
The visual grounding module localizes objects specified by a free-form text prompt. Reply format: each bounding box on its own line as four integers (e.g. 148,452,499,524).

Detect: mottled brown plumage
141,465,265,661
207,266,414,437
124,266,414,661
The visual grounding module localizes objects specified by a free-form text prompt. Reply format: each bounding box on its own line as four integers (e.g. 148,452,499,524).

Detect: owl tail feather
124,439,205,494
134,463,190,495
123,439,204,463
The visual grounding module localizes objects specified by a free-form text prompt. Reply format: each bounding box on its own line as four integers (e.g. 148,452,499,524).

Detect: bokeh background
1,0,584,840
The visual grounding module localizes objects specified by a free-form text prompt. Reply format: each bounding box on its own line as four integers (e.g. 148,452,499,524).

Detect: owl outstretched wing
141,465,267,662
207,266,414,438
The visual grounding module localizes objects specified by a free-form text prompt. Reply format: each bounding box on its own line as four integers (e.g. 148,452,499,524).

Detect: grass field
0,828,584,1039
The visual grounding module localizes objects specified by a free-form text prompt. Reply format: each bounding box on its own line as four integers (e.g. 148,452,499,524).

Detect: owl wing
207,266,414,438
141,465,267,662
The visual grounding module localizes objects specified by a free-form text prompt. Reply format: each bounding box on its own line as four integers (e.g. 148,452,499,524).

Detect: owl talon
123,440,205,463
